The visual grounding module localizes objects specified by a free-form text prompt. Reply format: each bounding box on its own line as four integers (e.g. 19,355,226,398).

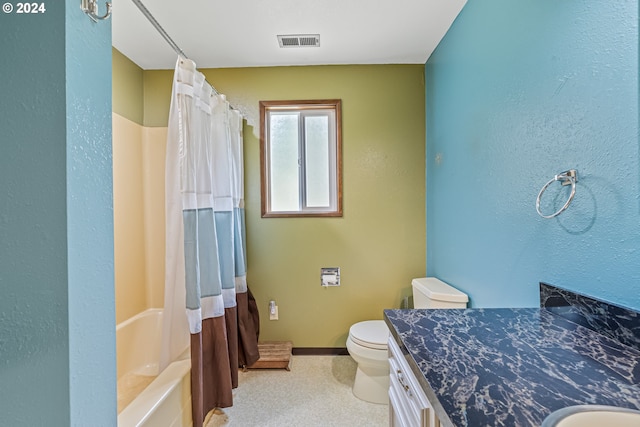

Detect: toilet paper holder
321,267,340,287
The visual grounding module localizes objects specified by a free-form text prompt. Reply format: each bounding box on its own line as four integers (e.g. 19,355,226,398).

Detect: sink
542,405,640,427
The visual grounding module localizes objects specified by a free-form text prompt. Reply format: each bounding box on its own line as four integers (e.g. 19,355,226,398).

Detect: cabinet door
389,375,413,427
388,337,439,427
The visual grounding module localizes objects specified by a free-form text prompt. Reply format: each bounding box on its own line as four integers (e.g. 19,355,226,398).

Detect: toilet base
352,363,389,405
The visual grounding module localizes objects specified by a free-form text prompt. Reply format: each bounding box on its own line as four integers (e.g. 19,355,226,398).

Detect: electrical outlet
269,305,279,321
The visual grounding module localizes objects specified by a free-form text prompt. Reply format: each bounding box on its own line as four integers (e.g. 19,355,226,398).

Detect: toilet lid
349,320,389,350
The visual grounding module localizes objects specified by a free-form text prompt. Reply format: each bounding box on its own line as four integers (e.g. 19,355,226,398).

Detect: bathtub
117,309,192,427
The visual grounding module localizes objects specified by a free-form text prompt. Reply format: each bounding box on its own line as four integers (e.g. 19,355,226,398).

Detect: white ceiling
112,0,467,70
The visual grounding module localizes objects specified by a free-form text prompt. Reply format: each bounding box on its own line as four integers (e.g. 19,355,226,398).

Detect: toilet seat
349,320,388,350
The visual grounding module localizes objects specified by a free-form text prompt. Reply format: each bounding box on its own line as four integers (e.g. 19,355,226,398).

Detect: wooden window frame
259,99,343,218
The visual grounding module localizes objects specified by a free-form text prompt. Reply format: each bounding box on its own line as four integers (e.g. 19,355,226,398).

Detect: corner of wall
112,47,144,125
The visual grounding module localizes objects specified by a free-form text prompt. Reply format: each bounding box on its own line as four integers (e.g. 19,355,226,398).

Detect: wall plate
321,267,340,286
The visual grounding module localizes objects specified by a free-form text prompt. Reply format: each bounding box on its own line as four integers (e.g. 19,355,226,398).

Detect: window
259,99,342,217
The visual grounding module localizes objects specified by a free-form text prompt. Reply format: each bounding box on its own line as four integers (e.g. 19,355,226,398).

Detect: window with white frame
259,100,342,217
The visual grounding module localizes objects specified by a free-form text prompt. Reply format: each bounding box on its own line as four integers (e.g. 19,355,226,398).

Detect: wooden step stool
245,341,293,371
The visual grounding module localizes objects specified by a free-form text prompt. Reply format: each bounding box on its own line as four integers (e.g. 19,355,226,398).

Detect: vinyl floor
205,355,388,427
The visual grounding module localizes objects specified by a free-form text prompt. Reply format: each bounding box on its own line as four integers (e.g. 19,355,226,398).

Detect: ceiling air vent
277,34,320,48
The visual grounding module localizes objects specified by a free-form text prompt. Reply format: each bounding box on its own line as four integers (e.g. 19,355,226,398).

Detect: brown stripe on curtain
190,316,233,427
237,287,260,367
224,306,239,388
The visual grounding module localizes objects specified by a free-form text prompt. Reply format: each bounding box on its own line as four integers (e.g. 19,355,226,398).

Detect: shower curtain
161,58,260,427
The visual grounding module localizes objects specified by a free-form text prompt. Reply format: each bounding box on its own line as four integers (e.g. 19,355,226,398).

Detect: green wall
142,64,427,347
112,48,144,124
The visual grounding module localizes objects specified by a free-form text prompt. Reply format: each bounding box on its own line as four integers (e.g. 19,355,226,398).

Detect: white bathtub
117,309,192,427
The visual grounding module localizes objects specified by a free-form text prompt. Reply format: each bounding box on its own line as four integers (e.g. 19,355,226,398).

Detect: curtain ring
536,170,578,219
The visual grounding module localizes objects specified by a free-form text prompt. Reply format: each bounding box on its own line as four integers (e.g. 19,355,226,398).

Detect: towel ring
536,170,578,219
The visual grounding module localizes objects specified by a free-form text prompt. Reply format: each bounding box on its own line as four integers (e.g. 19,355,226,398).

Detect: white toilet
346,277,469,404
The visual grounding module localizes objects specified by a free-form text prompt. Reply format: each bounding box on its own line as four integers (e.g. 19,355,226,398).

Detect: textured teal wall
65,0,116,423
426,0,639,309
0,3,115,425
1,5,70,425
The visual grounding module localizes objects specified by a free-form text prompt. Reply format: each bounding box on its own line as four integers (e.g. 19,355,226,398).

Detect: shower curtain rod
130,0,188,59
130,0,239,110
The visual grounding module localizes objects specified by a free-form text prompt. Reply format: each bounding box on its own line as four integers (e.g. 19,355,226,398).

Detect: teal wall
65,0,116,423
0,2,116,425
1,5,70,425
426,0,639,309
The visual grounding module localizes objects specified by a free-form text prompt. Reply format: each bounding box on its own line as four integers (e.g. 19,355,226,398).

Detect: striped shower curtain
162,58,260,427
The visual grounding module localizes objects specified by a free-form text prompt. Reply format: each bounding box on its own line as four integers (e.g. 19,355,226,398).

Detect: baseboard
292,347,349,356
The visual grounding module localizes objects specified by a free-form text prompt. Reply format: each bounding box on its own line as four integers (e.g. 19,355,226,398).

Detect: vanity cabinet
388,337,440,427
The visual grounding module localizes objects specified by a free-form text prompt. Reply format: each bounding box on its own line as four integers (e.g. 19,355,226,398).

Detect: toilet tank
412,277,468,309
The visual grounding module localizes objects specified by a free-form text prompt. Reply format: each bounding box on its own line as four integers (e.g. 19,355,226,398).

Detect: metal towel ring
536,170,578,219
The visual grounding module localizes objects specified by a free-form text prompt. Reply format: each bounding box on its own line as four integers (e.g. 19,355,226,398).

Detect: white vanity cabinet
388,337,440,427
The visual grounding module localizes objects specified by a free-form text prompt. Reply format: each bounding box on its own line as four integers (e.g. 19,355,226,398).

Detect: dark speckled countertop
384,284,640,427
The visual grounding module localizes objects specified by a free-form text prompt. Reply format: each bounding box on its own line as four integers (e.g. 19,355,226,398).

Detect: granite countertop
384,286,640,427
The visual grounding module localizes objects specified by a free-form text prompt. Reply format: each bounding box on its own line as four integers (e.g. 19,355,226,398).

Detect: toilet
346,277,469,404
